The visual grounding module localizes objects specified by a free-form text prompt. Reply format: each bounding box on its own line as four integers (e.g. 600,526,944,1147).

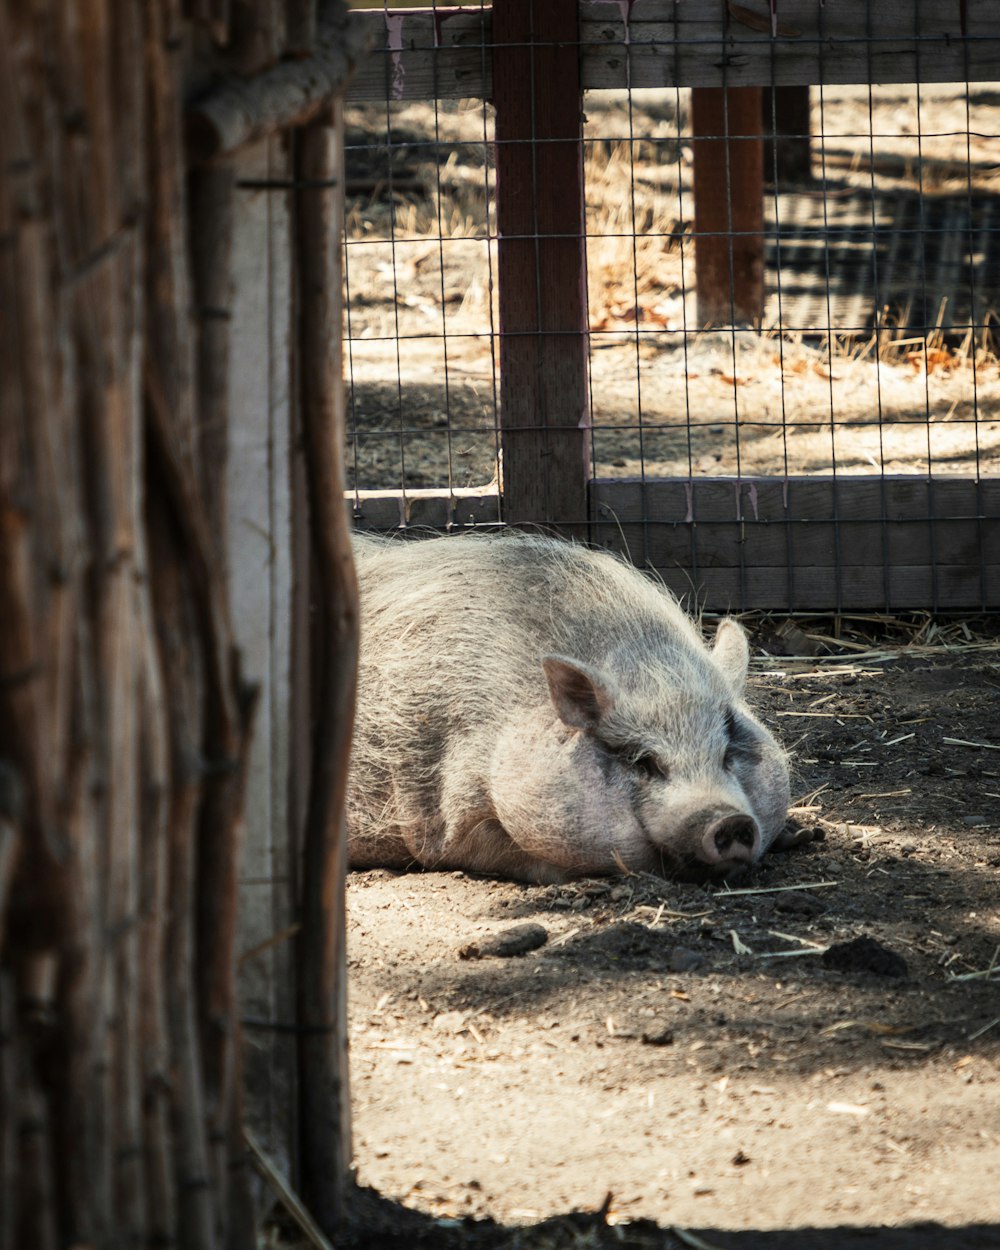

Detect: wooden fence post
295,102,358,1238
493,0,590,535
691,86,765,326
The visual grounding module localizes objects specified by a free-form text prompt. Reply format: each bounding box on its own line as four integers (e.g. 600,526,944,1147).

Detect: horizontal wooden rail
347,7,492,101
350,486,501,529
346,1,1000,102
349,476,1000,612
591,476,1000,611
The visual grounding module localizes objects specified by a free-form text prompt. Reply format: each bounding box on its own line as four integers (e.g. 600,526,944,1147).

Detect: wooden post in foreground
691,86,765,327
295,103,358,1238
493,0,590,535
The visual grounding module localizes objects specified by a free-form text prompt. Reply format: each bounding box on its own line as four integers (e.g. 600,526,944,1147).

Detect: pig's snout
699,810,761,869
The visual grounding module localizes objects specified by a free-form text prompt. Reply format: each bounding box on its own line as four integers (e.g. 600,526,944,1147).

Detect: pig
347,531,797,884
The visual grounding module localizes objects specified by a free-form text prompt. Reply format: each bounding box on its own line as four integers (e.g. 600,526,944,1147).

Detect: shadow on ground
280,1187,1000,1249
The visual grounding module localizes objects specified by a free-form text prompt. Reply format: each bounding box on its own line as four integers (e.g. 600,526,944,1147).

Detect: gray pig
347,532,796,884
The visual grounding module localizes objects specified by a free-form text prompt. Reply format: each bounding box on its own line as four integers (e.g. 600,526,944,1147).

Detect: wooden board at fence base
591,476,1000,612
631,563,1000,613
345,1,1000,102
346,476,999,611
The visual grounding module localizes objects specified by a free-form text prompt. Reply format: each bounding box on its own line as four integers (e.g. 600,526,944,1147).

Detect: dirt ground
333,627,1000,1250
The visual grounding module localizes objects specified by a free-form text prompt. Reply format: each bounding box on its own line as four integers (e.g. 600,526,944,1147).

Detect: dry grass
343,86,1000,490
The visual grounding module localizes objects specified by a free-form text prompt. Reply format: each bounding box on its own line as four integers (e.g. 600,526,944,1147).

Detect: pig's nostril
708,814,759,863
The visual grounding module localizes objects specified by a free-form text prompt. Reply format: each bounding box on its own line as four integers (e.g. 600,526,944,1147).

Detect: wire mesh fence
344,94,500,501
343,1,1000,610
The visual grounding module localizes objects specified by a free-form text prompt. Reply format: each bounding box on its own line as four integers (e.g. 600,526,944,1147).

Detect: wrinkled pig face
588,704,784,881
542,629,790,881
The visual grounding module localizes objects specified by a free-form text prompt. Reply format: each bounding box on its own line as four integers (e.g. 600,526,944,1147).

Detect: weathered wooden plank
264,133,299,1210
191,163,235,565
580,0,1000,91
346,7,492,102
295,103,357,1238
590,476,1000,608
636,562,1000,612
346,478,998,606
494,0,591,535
344,1,1000,103
350,486,502,530
227,137,298,1199
591,476,1000,525
596,513,997,574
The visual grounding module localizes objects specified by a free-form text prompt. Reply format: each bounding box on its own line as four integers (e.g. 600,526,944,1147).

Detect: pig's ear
542,655,615,731
712,619,750,695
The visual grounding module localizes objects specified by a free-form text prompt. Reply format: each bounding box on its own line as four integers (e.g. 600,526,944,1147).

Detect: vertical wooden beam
228,136,298,1201
691,86,765,326
763,86,812,186
493,0,590,534
188,158,259,1241
295,103,357,1239
191,163,236,567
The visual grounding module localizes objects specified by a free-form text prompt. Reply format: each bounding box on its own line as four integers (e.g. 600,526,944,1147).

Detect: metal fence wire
343,0,1000,613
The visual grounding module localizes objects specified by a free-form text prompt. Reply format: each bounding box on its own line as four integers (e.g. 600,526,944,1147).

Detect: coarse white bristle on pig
348,531,792,884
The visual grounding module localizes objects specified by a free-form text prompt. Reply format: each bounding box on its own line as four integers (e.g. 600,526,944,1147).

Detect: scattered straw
715,880,838,898
948,944,1000,981
731,930,753,955
752,639,1000,670
245,1128,335,1250
968,1017,1000,1042
856,788,912,799
635,903,713,921
671,1228,727,1250
823,1020,922,1039
755,948,826,959
777,710,874,720
767,930,828,949
792,783,831,806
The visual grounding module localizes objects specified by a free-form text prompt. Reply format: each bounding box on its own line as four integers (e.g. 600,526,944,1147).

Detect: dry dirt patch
342,639,1000,1249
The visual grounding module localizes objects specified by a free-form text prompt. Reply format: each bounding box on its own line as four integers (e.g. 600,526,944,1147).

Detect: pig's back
353,531,703,690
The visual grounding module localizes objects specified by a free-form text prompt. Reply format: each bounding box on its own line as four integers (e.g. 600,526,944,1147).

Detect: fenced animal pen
344,0,1000,611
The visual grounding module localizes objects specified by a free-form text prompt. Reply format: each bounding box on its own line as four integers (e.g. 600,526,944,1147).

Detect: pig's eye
723,710,760,770
631,752,666,781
